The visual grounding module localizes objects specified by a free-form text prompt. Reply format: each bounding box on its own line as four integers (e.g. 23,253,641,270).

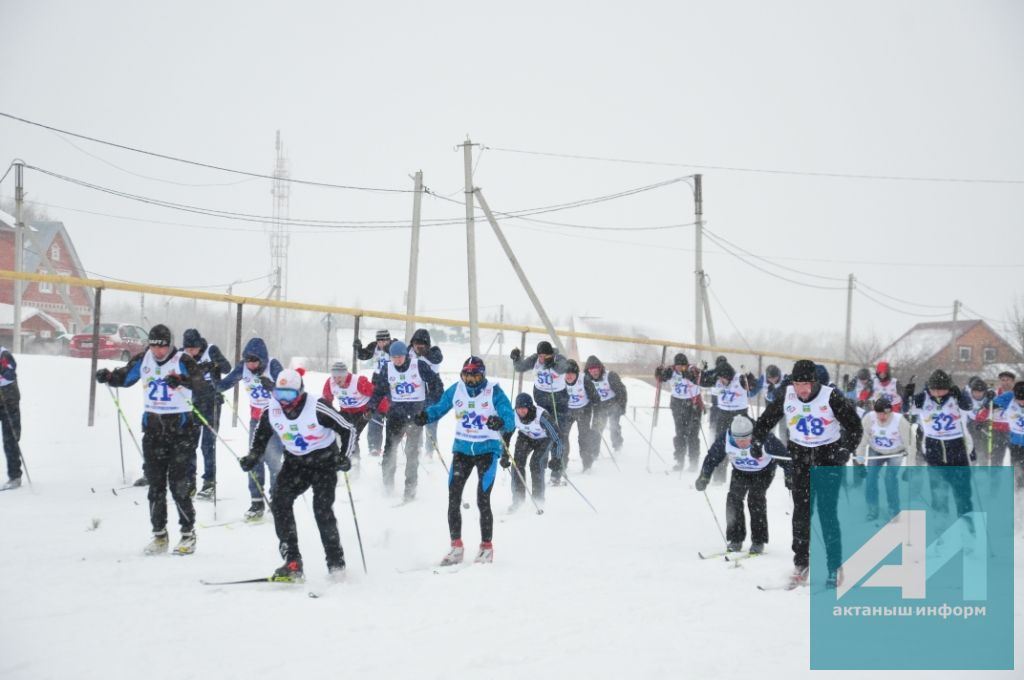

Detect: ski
201,577,273,586
698,551,728,560
725,552,762,563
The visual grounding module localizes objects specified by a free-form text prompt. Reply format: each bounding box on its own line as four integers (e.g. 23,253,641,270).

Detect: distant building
876,320,1024,383
0,211,93,345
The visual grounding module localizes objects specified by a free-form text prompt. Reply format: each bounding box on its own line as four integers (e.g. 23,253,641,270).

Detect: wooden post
232,302,243,428
87,287,102,426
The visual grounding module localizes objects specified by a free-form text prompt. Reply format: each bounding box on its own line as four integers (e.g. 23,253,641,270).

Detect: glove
749,441,764,459
950,385,962,400
499,453,511,469
196,361,216,374
412,411,428,426
486,415,504,431
842,373,850,387
239,452,259,472
695,476,709,492
699,360,708,371
543,356,555,369
969,448,977,463
510,348,521,362
164,374,184,389
359,409,373,423
836,448,852,466
986,389,996,400
784,473,793,490
259,376,274,391
336,454,352,472
903,382,916,400
654,367,664,381
353,339,363,350
95,368,111,384
547,457,562,472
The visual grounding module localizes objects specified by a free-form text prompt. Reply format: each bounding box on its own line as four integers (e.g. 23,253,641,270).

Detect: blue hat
815,364,831,386
462,356,486,375
515,393,533,409
389,341,408,358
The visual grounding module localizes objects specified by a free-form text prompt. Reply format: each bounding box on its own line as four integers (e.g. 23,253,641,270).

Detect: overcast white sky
1,0,1022,350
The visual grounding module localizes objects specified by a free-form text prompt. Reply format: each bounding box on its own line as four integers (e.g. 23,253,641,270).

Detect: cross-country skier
354,329,393,457
564,359,599,475
415,356,516,565
215,337,283,520
511,340,571,460
322,361,373,473
408,328,444,458
655,354,703,472
368,340,443,501
706,361,757,484
986,370,1017,466
843,368,872,403
0,345,24,491
857,397,913,521
695,415,787,555
95,324,207,555
990,381,1024,492
507,393,564,511
181,328,231,500
870,361,902,412
239,368,356,582
585,355,628,453
752,359,863,589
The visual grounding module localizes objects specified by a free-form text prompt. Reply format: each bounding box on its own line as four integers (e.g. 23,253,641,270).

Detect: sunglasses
273,388,300,402
461,372,484,385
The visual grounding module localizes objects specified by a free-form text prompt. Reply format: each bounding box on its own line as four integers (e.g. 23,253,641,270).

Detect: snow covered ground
0,355,1020,680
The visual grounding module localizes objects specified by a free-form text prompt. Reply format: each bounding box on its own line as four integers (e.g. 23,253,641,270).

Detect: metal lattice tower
269,130,290,349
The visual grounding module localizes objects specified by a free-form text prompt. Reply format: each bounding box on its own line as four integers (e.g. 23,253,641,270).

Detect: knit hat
730,415,754,439
389,341,408,358
148,324,172,347
873,398,893,413
968,376,987,392
411,329,431,346
565,359,580,374
856,368,871,381
765,364,781,379
715,355,728,366
717,362,736,381
461,356,486,375
276,368,303,392
791,360,817,383
376,329,391,341
182,328,203,349
329,361,348,377
515,393,534,409
673,353,689,366
536,340,554,355
927,369,952,391
876,361,890,378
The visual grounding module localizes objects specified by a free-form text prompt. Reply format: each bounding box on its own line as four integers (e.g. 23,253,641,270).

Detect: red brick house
0,212,93,342
876,320,1024,384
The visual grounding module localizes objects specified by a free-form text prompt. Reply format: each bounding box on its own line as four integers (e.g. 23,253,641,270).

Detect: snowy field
0,355,1020,680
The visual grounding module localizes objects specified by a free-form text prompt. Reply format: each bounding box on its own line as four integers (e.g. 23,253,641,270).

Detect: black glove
510,348,521,362
654,367,664,381
699,360,708,371
543,356,555,369
336,454,352,472
499,453,511,469
950,385,962,400
259,376,274,391
986,389,996,400
969,448,977,463
95,368,111,384
784,473,793,490
749,441,764,459
836,448,852,466
903,383,916,400
486,415,504,431
353,339,363,350
695,476,709,492
842,373,850,387
413,411,428,426
547,457,562,472
239,452,259,472
164,374,184,389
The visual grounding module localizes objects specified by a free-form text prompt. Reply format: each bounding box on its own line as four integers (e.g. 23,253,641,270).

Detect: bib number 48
796,416,825,437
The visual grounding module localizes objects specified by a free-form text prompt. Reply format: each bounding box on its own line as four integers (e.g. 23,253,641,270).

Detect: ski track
0,355,1020,680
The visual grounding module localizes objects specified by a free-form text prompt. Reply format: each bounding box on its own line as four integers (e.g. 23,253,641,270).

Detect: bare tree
1007,295,1024,356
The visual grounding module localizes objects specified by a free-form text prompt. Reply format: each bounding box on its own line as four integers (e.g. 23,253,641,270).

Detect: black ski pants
0,383,22,480
142,412,199,534
448,452,499,543
512,435,552,503
726,464,776,545
272,445,344,569
922,437,973,518
789,443,845,571
566,404,597,472
339,410,368,460
670,397,701,468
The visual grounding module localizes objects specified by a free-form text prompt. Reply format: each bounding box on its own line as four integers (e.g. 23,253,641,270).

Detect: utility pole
701,288,717,346
12,161,24,352
269,131,290,354
844,273,855,362
405,171,423,340
498,304,504,363
475,188,563,354
693,174,703,354
952,299,960,322
460,137,481,355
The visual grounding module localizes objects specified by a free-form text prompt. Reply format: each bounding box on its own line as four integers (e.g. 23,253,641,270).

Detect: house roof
0,303,68,334
0,214,90,297
876,319,1019,366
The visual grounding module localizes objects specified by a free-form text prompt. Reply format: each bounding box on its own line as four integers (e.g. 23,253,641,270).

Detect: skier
904,370,975,524
655,353,703,472
695,415,787,555
511,340,571,460
181,328,231,499
857,398,913,521
752,359,863,588
965,376,992,459
95,324,207,555
986,370,1016,466
507,393,564,511
990,381,1024,492
322,360,374,472
585,355,628,453
368,340,443,502
564,359,599,475
415,356,516,565
239,368,356,582
843,368,872,403
706,361,757,484
870,361,902,412
215,337,284,520
354,329,393,457
408,328,444,458
0,345,23,491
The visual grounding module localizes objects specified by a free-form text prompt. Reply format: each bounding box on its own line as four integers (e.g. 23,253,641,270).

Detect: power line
702,230,846,291
707,285,755,354
853,288,951,318
0,111,417,193
484,145,1024,186
856,279,950,310
703,228,847,282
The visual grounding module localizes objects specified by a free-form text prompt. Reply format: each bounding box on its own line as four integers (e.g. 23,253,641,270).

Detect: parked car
69,323,149,360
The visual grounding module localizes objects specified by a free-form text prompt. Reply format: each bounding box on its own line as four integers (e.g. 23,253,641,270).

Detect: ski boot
327,563,346,582
144,531,169,555
749,543,765,555
272,558,305,583
174,531,196,555
726,541,742,553
440,539,464,566
196,480,216,501
474,542,494,564
1,477,21,491
866,507,879,521
244,500,265,522
132,475,148,487
507,501,522,514
788,565,809,589
825,568,843,590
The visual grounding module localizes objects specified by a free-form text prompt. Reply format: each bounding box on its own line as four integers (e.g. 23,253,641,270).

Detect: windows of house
983,347,997,363
958,346,972,362
51,243,60,261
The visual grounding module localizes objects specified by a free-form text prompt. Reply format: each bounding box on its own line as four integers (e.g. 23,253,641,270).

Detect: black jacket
752,383,863,463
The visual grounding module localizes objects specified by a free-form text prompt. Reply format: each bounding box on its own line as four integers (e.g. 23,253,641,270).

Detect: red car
69,323,150,360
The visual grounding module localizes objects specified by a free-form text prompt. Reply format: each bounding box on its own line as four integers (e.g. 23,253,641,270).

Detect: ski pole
622,412,671,469
499,436,545,516
598,433,622,473
106,384,145,466
702,489,728,546
343,470,368,573
647,354,666,473
429,435,450,475
114,390,126,484
561,469,598,513
187,400,271,508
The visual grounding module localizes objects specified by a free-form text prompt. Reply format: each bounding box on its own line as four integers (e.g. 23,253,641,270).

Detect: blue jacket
700,430,788,480
215,338,283,392
425,380,516,456
0,348,16,383
369,357,444,417
992,392,1024,446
